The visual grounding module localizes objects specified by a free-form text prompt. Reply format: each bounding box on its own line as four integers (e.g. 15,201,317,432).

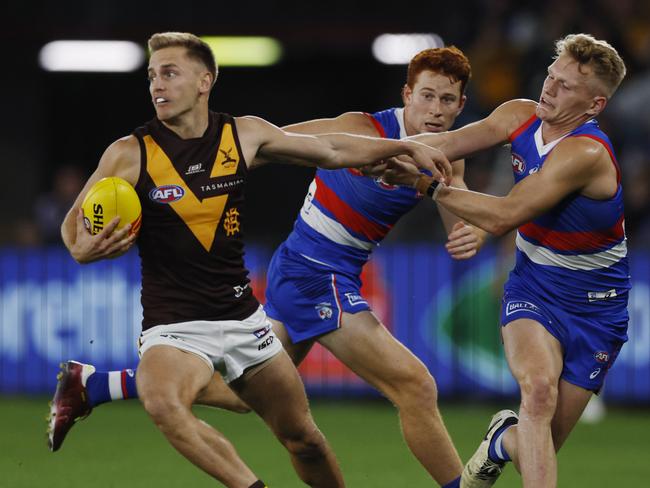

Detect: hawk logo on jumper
219,148,237,168
345,292,367,306
315,302,333,320
505,300,541,317
149,185,185,203
253,325,271,338
125,369,135,377
529,166,539,175
224,207,241,236
511,153,526,175
588,289,617,302
594,351,610,363
257,335,274,351
233,283,249,298
590,368,601,380
185,163,205,175
374,177,397,190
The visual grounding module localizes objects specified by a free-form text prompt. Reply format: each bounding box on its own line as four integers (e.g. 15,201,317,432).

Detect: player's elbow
488,210,518,236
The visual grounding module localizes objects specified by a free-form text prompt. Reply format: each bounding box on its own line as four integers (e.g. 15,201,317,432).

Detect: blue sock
488,424,513,463
85,369,138,407
442,476,460,488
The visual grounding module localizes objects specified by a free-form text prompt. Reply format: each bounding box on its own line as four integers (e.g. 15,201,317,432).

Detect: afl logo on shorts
149,185,185,203
594,351,609,363
511,153,526,175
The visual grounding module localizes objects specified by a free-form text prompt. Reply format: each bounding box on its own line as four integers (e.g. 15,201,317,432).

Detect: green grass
2,397,649,487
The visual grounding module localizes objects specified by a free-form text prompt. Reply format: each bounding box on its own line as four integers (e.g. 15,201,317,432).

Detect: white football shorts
138,305,282,383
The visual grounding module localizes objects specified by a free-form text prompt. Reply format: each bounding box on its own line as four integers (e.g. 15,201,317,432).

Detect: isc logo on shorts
149,185,185,203
257,336,274,351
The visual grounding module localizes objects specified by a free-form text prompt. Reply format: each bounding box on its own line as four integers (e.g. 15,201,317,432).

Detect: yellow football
81,177,142,236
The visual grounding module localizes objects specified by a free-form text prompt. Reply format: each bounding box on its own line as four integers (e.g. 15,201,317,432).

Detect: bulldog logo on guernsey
149,185,185,203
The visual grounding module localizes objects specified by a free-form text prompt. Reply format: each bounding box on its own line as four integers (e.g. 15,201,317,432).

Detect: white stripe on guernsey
516,232,627,271
300,198,373,251
394,108,408,138
300,253,335,268
108,371,124,400
330,274,343,328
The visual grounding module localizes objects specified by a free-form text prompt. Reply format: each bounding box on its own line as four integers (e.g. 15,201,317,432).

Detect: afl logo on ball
511,153,526,174
149,185,185,203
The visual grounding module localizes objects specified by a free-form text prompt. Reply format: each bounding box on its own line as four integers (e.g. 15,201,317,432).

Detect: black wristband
426,179,440,199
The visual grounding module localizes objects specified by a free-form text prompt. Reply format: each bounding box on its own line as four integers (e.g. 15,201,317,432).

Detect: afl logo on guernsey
149,185,185,203
511,153,526,174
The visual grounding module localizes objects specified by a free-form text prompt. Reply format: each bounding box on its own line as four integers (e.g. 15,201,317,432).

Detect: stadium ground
3,398,648,487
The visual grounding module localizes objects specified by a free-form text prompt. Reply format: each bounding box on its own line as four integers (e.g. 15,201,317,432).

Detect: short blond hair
148,32,218,85
555,33,626,97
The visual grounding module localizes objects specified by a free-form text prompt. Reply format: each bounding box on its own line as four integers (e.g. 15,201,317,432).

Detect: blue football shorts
264,243,371,343
500,279,628,392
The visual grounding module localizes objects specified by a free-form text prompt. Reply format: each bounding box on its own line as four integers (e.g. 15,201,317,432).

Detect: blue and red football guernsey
508,115,630,312
284,108,423,275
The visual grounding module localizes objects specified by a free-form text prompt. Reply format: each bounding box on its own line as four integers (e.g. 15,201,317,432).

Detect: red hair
406,46,471,94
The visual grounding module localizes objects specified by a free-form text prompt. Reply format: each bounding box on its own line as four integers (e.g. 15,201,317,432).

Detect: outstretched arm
281,112,380,137
415,137,616,235
236,115,452,182
411,99,537,163
61,137,140,264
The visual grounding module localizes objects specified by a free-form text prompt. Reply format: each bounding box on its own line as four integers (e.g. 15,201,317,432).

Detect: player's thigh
502,318,564,384
195,372,250,413
551,379,593,450
231,350,312,433
268,317,315,366
137,345,213,406
318,311,430,394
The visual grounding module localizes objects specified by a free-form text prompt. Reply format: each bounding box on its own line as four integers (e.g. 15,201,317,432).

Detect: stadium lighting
200,36,282,66
39,40,145,72
372,34,444,65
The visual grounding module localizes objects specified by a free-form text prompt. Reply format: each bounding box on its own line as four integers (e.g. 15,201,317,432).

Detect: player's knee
519,375,558,417
390,365,438,409
282,427,327,461
140,391,184,427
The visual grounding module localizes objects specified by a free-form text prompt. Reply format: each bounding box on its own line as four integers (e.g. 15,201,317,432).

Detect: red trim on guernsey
519,215,625,252
574,134,621,184
509,114,538,142
348,114,386,177
121,370,129,399
314,175,391,241
363,113,387,138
